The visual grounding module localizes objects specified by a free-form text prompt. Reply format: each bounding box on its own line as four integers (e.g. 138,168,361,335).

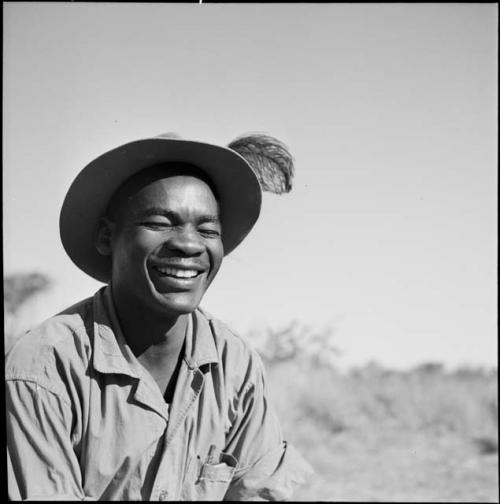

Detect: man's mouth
153,266,202,279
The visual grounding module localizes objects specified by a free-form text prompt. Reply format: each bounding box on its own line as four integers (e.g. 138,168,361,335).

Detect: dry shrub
4,272,52,353
255,325,498,451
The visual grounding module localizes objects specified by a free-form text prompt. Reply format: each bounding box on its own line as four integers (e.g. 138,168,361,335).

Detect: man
6,133,313,500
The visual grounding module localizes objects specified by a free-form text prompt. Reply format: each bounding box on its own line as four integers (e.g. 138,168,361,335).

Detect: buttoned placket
149,361,207,501
147,313,220,501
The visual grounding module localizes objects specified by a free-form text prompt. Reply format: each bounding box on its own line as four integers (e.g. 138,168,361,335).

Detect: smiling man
6,134,313,501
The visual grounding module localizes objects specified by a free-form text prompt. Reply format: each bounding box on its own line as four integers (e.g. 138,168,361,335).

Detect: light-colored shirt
6,286,313,501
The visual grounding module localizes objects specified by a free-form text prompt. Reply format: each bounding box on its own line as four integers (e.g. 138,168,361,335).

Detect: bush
4,271,52,352
251,323,498,450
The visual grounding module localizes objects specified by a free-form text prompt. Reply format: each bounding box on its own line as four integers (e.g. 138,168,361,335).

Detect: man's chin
153,291,203,317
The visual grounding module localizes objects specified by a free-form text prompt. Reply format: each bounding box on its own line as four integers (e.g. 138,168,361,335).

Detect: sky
3,3,497,370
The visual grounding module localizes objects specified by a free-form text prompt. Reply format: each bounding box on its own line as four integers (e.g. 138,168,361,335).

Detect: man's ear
95,217,116,256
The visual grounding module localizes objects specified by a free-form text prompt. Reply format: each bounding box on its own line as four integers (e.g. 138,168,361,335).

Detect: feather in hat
227,133,294,194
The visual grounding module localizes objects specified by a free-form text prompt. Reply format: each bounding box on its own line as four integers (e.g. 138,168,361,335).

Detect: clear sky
3,3,497,370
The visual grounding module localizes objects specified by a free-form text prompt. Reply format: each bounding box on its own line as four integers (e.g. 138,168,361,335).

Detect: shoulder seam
6,377,73,407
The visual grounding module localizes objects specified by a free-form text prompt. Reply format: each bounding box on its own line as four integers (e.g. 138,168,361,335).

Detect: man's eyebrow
197,215,221,224
138,207,174,218
138,207,220,223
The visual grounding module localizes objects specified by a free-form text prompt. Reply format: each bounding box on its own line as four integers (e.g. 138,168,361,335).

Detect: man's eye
140,221,171,228
199,227,221,237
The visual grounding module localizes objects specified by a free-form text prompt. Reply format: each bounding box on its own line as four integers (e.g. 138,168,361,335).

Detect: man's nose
164,226,204,256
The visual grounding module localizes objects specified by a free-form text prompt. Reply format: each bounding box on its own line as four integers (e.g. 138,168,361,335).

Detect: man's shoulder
5,295,95,386
198,307,256,350
197,308,265,379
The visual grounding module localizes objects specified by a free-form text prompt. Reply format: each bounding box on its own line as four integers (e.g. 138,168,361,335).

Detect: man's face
106,172,223,318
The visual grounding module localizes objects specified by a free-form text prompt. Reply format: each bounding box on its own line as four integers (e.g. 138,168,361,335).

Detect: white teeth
156,266,198,278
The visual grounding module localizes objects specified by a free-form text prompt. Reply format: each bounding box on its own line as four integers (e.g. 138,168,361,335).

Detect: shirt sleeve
223,353,314,501
6,379,92,501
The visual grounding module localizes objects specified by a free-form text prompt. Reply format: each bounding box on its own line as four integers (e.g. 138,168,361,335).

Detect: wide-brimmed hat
59,133,262,283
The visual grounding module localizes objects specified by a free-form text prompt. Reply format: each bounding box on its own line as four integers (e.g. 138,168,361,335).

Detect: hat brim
59,137,262,283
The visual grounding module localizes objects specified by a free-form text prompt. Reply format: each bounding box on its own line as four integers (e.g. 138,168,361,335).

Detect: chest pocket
181,452,237,501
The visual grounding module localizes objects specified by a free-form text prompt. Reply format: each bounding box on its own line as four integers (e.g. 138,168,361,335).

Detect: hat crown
155,132,183,140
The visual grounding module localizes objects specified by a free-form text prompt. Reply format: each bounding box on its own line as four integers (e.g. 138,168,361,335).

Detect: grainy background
4,3,497,501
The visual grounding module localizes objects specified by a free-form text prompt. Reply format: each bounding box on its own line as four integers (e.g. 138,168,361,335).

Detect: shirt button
159,490,169,501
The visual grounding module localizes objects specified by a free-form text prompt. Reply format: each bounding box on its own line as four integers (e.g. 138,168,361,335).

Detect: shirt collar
92,286,143,378
184,308,219,370
92,286,219,377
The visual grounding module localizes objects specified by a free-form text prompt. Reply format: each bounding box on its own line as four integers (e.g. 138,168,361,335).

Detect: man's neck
110,285,189,359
